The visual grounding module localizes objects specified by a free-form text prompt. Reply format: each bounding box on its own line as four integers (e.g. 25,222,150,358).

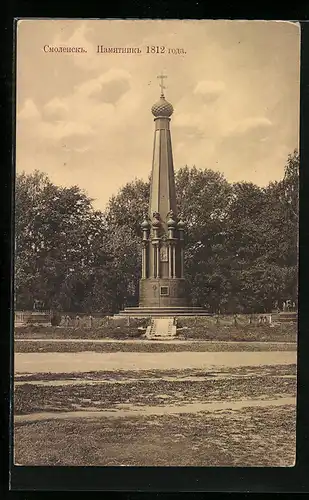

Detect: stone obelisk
139,73,187,309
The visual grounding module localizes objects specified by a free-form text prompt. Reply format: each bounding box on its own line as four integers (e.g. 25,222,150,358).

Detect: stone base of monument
139,278,188,308
116,306,211,317
278,311,298,323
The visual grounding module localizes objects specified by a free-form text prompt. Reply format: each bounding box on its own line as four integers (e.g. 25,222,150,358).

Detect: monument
118,74,209,317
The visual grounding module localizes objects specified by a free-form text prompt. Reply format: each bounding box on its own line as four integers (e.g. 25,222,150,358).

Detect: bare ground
14,405,296,467
14,350,296,375
14,364,296,415
13,340,297,467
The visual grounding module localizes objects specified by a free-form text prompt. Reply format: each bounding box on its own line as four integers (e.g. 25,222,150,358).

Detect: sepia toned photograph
14,19,299,467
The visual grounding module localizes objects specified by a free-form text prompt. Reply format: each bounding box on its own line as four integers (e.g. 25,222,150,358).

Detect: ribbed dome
151,96,174,118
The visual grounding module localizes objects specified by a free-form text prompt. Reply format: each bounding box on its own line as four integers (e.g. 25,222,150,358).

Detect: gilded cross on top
157,72,167,96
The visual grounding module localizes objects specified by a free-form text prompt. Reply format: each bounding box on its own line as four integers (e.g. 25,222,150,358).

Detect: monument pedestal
139,278,187,308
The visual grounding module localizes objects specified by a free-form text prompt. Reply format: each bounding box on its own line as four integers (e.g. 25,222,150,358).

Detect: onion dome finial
177,219,185,229
151,97,174,118
167,209,177,228
167,217,177,227
167,210,177,228
141,218,150,229
152,71,174,117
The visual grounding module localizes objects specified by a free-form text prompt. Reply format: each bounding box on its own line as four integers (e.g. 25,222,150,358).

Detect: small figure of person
75,315,80,328
89,315,93,328
282,301,286,312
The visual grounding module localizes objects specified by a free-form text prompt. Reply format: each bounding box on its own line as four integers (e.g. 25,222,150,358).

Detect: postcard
13,19,299,468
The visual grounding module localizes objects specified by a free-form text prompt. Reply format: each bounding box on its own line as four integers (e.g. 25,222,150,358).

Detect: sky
16,19,300,210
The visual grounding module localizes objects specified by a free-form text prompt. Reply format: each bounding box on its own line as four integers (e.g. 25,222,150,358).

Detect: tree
15,151,299,314
222,150,299,311
81,225,142,313
176,166,233,309
15,170,109,311
265,149,299,304
105,179,150,237
100,157,299,312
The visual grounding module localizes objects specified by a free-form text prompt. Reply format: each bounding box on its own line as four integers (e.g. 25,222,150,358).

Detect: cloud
16,19,300,210
42,97,69,121
173,112,201,129
52,22,94,69
89,79,131,104
228,117,273,137
40,120,93,141
76,69,131,97
18,68,133,147
193,80,225,101
78,69,132,103
18,99,40,120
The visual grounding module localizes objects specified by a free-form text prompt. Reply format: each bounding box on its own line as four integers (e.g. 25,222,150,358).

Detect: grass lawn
14,322,297,343
14,339,297,353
